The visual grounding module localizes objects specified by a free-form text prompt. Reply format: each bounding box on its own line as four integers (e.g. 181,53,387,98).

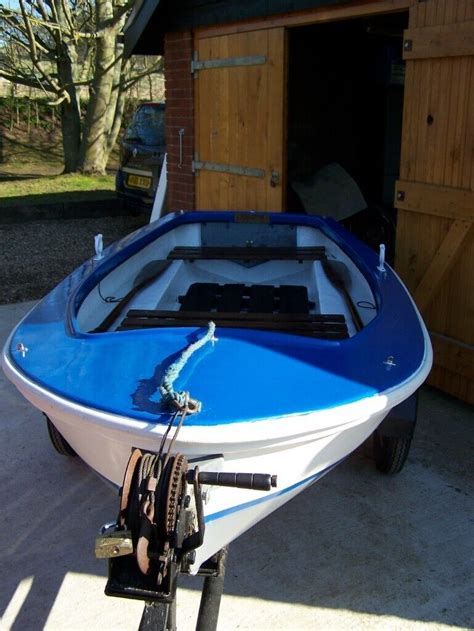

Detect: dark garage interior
287,11,409,259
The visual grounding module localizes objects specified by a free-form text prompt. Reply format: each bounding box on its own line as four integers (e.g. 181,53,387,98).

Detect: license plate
126,174,151,189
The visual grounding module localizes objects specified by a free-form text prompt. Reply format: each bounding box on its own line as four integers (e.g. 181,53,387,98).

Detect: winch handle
187,470,277,491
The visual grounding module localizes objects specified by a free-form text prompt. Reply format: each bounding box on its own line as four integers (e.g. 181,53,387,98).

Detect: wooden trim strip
118,318,349,338
395,181,474,221
167,246,326,261
194,0,411,40
403,21,474,60
431,332,474,381
120,317,347,332
414,220,472,312
126,309,346,323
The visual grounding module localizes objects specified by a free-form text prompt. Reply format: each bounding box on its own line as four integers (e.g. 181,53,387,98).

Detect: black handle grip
188,471,277,491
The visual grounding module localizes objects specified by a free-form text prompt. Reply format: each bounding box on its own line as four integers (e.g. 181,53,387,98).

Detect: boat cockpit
75,218,378,339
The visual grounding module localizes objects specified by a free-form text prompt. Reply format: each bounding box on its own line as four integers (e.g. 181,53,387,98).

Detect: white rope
159,321,217,413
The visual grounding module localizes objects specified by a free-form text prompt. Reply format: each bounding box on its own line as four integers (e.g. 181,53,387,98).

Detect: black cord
98,281,123,303
158,411,179,460
357,300,376,310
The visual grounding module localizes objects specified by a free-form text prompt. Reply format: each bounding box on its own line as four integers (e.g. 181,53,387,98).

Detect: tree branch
0,69,55,92
118,58,163,91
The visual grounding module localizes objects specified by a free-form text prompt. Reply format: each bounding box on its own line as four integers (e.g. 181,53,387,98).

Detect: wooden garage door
395,0,474,403
194,28,286,211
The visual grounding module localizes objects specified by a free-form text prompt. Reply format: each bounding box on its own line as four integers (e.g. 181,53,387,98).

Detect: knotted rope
159,321,217,414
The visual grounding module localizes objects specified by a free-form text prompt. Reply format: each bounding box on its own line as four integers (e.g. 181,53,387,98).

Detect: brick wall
164,31,195,211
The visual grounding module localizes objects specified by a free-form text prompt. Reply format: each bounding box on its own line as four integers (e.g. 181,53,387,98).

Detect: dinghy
2,210,432,586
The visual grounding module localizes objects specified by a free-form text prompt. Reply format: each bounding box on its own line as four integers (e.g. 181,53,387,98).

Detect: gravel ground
0,214,148,304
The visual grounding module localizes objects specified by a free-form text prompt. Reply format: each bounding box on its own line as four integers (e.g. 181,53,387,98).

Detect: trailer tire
373,430,412,474
45,416,77,457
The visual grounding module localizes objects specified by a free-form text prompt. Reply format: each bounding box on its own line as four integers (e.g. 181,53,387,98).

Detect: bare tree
0,0,162,173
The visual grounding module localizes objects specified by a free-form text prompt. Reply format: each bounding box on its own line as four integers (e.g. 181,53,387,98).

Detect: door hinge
192,160,265,178
191,54,266,75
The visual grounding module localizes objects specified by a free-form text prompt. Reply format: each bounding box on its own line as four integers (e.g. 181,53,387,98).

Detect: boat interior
77,220,378,339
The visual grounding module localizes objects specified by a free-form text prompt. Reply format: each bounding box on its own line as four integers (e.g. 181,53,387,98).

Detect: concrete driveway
1,301,473,631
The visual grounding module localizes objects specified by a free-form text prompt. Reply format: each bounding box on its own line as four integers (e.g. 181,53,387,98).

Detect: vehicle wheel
45,416,77,457
117,197,132,214
373,429,412,474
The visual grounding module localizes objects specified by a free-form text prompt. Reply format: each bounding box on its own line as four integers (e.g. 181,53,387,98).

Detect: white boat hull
49,406,383,570
3,346,417,571
2,212,434,572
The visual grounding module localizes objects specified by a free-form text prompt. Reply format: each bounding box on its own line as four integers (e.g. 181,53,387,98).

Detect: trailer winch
96,448,277,630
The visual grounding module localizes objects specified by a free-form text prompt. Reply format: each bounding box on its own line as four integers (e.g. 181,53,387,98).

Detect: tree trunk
78,31,115,173
105,53,127,158
58,54,81,172
106,84,126,157
78,0,123,175
61,99,81,172
55,0,82,173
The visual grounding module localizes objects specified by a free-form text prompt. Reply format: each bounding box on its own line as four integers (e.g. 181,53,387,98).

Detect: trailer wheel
45,416,77,457
373,430,412,474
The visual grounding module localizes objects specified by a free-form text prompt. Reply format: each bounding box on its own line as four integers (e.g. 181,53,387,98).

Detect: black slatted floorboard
118,283,348,339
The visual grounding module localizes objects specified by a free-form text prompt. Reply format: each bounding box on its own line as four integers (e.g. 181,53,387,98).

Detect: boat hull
3,343,428,570
2,211,433,571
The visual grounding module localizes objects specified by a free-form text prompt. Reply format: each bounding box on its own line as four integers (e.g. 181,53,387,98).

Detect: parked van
116,102,165,210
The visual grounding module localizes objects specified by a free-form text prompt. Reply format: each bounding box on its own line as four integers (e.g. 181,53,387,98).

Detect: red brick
166,105,193,114
166,111,194,122
168,156,194,166
174,198,194,208
168,169,195,180
167,52,192,63
165,63,192,77
166,104,193,114
167,88,193,99
166,71,193,82
166,104,193,112
165,52,193,64
166,100,193,111
168,170,194,180
165,80,193,93
165,30,192,44
166,78,193,90
166,127,193,137
165,40,193,55
166,123,194,133
170,184,195,197
167,127,193,136
167,144,193,154
166,94,193,102
164,28,196,212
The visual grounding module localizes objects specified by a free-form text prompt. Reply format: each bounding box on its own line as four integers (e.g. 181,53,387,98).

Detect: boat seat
180,283,220,312
167,246,326,262
118,283,348,339
118,310,348,339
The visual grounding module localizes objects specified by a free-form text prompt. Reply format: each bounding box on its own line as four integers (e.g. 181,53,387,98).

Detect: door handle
270,170,280,188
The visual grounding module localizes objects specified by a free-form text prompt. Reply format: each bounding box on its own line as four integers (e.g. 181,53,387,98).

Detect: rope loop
159,321,216,414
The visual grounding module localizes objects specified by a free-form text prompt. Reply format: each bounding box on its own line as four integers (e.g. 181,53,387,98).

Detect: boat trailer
95,448,277,630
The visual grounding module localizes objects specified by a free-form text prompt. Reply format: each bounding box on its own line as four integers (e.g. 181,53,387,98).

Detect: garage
126,0,474,404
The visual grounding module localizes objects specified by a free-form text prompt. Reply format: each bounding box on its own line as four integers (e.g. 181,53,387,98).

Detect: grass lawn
0,173,116,205
1,107,119,206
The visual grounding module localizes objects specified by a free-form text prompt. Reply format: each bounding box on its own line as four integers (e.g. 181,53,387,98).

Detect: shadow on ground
0,190,117,207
